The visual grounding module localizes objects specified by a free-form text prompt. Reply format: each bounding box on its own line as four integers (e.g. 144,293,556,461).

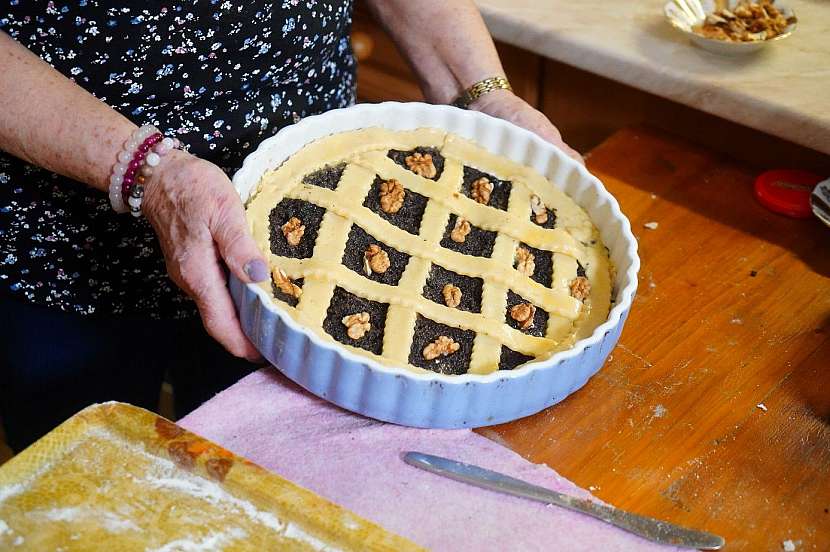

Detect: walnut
442,284,462,308
450,217,471,243
530,195,548,225
515,246,535,277
342,312,371,340
570,276,591,301
281,216,305,247
470,177,493,205
379,179,405,214
510,302,536,331
272,267,302,299
422,335,460,361
364,244,390,275
694,0,791,42
405,152,437,179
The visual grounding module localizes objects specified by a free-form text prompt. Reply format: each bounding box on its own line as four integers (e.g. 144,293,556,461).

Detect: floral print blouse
0,0,355,318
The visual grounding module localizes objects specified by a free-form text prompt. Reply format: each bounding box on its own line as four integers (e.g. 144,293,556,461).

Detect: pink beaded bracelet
108,124,181,217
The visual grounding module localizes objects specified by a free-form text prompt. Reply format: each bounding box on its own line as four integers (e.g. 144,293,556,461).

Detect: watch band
452,76,513,109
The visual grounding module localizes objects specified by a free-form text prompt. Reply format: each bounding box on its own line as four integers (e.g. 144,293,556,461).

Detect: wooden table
479,127,830,551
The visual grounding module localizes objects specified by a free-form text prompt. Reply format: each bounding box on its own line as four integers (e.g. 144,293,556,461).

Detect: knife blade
403,451,724,550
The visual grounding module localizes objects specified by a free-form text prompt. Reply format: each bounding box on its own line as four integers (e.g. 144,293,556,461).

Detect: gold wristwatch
452,76,512,109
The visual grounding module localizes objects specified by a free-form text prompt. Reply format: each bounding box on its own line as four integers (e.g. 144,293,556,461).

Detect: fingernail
244,259,269,282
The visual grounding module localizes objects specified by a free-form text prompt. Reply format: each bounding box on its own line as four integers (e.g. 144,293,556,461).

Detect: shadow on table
789,324,830,424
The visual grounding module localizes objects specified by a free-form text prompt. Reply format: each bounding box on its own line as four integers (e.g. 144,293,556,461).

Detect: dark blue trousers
0,298,255,452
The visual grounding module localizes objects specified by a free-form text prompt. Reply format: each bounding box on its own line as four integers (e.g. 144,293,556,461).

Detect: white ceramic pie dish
230,102,639,428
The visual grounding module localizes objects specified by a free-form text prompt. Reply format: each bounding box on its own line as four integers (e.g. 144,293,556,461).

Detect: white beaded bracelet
109,125,157,213
108,125,180,217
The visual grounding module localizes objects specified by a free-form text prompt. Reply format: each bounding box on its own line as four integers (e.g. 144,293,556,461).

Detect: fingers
562,144,586,165
144,155,264,360
475,93,585,166
537,126,584,164
172,250,262,360
195,286,262,361
537,131,585,165
525,113,585,166
210,191,269,284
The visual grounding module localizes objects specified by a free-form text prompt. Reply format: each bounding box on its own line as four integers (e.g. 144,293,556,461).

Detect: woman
0,0,579,451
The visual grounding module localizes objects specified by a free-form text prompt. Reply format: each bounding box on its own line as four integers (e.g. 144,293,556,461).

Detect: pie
246,128,613,376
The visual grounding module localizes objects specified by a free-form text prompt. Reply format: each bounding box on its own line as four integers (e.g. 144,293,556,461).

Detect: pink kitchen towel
179,368,682,551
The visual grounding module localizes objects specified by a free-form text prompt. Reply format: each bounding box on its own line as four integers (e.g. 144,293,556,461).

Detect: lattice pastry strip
247,128,613,375
376,173,452,363
381,159,458,363
469,247,511,373
468,194,524,373
292,163,374,328
547,253,581,342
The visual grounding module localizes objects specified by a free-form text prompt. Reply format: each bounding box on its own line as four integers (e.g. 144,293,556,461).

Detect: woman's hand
364,1,582,164
142,150,268,360
469,89,584,164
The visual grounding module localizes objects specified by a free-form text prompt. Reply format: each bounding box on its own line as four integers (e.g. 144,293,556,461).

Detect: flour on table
147,528,247,552
27,507,140,533
0,519,11,535
782,539,799,551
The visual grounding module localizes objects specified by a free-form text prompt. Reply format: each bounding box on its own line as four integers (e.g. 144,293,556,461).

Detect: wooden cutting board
0,402,421,551
480,127,830,551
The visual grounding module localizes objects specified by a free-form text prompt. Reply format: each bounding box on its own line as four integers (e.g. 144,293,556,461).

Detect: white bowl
664,0,797,56
231,102,639,428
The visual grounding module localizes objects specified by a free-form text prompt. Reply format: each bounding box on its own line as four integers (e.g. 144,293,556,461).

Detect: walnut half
442,284,462,308
342,312,371,340
405,152,437,179
471,177,493,205
570,276,591,302
510,302,536,330
515,246,535,277
379,179,405,214
272,267,302,300
450,217,471,243
530,195,548,225
281,216,305,247
364,244,390,275
423,335,460,361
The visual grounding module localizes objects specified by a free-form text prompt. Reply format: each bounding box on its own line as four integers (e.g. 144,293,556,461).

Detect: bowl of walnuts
665,0,797,55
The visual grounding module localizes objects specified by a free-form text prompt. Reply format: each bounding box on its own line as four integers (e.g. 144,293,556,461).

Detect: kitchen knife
403,451,724,550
